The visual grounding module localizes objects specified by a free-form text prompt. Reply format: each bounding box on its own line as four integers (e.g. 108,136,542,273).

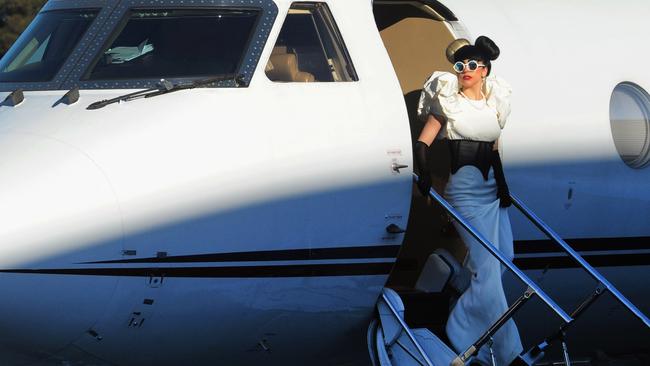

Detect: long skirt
443,165,523,366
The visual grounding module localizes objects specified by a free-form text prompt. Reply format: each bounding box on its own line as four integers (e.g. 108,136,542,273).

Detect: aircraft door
260,1,413,262
372,0,469,287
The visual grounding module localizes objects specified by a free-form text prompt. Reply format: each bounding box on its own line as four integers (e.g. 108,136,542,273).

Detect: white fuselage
0,1,411,364
0,0,648,365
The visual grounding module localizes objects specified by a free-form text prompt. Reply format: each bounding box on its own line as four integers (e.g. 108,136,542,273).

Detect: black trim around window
81,7,262,85
0,0,114,92
0,0,278,91
64,0,278,90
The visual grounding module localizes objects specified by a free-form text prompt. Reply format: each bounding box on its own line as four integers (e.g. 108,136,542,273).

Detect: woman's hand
496,183,512,208
414,141,432,197
414,115,442,199
491,149,512,207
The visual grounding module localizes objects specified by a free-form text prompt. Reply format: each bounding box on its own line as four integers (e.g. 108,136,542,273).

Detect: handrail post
510,193,650,328
452,286,536,365
518,282,607,363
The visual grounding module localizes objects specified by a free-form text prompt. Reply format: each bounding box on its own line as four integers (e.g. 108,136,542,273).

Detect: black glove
414,141,432,197
491,150,512,208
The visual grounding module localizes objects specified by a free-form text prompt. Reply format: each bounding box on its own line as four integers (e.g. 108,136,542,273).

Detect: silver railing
413,173,572,365
510,194,650,328
509,194,650,364
379,290,435,366
411,172,649,365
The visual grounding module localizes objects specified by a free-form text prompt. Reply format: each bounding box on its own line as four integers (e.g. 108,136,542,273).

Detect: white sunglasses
453,60,486,73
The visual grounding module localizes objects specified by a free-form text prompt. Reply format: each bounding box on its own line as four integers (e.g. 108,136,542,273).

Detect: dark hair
452,36,500,75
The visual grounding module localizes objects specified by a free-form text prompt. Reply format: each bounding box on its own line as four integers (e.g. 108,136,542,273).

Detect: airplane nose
0,133,123,268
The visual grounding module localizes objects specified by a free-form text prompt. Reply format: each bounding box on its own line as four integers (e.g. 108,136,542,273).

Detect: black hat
446,36,500,75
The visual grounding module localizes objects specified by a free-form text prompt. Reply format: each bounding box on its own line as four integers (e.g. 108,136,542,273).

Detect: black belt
448,140,494,181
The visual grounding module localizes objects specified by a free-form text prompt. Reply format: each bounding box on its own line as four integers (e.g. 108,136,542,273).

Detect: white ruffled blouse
417,71,512,141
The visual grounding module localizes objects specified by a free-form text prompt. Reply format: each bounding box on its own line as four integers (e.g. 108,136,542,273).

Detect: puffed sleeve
484,75,512,128
417,71,460,123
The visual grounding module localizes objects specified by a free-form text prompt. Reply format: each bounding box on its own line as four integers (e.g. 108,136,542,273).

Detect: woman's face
456,59,488,90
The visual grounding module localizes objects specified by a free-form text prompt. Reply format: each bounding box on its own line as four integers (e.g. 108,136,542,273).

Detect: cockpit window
84,9,260,81
0,10,98,83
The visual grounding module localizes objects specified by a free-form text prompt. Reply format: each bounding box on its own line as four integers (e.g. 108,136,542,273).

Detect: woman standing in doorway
414,36,522,366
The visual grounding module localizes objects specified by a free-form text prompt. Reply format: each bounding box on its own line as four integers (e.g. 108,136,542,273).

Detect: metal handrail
451,286,536,366
413,173,573,324
380,291,434,366
509,194,650,328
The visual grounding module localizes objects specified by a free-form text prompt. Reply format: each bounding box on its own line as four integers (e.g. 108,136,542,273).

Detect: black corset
448,140,494,181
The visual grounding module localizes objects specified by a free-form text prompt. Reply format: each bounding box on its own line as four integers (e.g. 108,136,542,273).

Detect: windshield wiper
87,74,246,110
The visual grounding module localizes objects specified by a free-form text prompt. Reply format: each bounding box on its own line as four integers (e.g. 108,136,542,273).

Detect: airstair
368,173,650,366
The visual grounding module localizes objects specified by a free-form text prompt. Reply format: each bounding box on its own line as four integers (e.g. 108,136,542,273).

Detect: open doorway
374,0,469,330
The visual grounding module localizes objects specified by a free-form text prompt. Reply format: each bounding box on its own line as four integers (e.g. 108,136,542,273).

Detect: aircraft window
0,10,98,83
84,9,259,81
265,2,358,82
610,82,650,168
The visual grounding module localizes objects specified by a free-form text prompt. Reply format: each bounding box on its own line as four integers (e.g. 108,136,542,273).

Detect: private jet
0,0,648,365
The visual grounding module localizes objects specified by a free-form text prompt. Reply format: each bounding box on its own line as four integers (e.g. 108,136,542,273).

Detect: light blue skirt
444,165,523,365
